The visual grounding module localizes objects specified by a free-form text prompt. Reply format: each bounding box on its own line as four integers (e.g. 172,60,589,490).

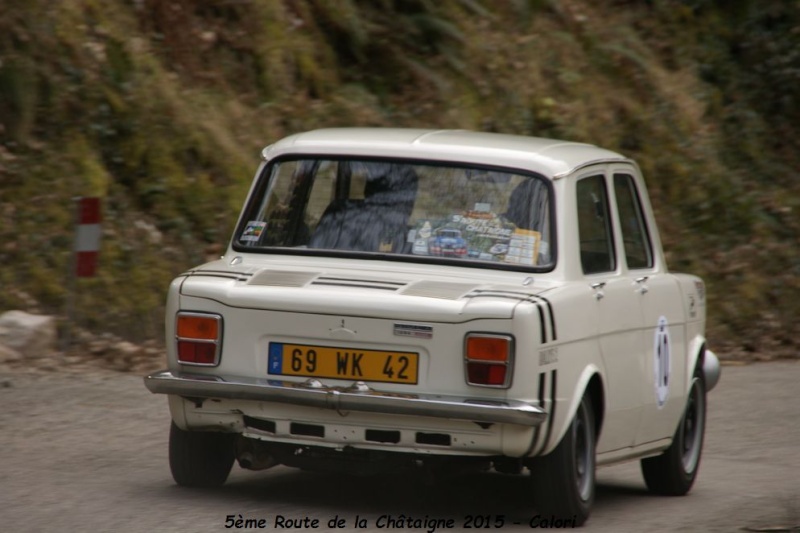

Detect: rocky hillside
1,0,797,362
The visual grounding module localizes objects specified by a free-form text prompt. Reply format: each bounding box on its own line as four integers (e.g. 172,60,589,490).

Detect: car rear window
234,158,554,270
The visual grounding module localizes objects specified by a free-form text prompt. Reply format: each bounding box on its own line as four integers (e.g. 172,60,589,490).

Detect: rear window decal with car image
409,210,541,265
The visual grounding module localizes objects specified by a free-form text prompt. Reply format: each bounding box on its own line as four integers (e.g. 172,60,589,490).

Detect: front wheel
169,422,236,488
531,393,596,527
641,372,706,495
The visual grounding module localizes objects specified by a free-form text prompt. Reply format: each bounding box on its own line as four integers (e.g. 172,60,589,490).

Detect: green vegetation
1,0,797,359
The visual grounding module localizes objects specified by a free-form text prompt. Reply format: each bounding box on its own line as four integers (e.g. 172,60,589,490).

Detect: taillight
464,334,513,388
176,312,222,366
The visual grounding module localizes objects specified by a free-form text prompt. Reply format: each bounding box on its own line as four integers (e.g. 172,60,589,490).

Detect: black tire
531,393,596,527
169,422,236,488
641,371,706,495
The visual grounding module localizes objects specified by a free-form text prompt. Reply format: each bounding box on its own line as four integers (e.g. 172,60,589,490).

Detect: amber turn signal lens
177,314,220,340
466,336,510,361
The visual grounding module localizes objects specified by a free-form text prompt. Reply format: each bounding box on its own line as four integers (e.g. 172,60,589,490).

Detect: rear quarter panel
516,284,607,457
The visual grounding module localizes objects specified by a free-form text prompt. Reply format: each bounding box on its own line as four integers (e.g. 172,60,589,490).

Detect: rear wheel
531,393,596,527
641,371,706,495
169,422,236,488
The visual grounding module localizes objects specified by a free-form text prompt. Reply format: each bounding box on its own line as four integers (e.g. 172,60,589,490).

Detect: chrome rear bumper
144,370,546,427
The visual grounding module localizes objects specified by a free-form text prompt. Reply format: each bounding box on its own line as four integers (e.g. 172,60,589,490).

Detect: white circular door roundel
654,316,671,408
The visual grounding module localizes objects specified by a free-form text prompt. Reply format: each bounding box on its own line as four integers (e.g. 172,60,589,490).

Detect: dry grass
0,0,797,358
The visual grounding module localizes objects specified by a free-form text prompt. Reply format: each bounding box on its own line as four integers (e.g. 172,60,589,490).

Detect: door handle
635,276,649,294
591,281,606,300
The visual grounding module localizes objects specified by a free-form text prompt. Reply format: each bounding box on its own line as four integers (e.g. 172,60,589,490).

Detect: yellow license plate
268,342,418,384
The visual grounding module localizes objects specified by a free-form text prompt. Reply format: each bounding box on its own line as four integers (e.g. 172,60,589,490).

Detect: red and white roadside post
62,197,102,352
74,197,102,277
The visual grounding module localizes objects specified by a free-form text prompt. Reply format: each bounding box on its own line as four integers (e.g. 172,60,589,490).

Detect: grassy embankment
1,0,797,360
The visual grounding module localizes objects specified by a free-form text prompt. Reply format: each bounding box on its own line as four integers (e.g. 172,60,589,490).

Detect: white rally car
145,128,720,525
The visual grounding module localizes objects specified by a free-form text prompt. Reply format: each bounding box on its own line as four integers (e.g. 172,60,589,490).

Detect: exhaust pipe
236,438,278,471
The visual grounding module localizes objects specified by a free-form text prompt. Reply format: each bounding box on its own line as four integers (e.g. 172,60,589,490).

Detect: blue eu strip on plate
268,343,283,374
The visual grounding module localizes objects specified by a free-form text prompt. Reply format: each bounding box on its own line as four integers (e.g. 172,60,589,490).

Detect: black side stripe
525,372,549,457
188,273,249,281
463,293,525,301
316,276,407,286
463,290,557,344
528,295,556,344
538,372,547,414
546,369,557,451
535,369,558,456
541,297,557,341
189,269,254,277
534,302,546,344
309,281,399,291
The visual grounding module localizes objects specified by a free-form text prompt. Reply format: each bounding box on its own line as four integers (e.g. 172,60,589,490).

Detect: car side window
613,173,653,269
577,175,616,274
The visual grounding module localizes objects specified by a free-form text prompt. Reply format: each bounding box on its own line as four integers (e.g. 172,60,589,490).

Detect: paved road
1,361,798,532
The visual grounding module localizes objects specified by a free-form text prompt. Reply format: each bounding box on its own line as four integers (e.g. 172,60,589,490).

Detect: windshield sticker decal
241,221,267,242
654,316,671,408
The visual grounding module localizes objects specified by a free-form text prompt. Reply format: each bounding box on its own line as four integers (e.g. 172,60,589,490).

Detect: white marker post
63,197,102,352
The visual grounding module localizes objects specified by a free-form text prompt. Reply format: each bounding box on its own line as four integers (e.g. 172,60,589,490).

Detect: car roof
262,128,629,178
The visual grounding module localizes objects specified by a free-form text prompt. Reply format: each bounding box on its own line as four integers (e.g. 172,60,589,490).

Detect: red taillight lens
176,312,222,366
467,362,508,386
464,334,513,388
177,340,218,365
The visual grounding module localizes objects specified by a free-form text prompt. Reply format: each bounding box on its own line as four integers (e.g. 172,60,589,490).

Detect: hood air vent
248,270,319,287
401,281,480,300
